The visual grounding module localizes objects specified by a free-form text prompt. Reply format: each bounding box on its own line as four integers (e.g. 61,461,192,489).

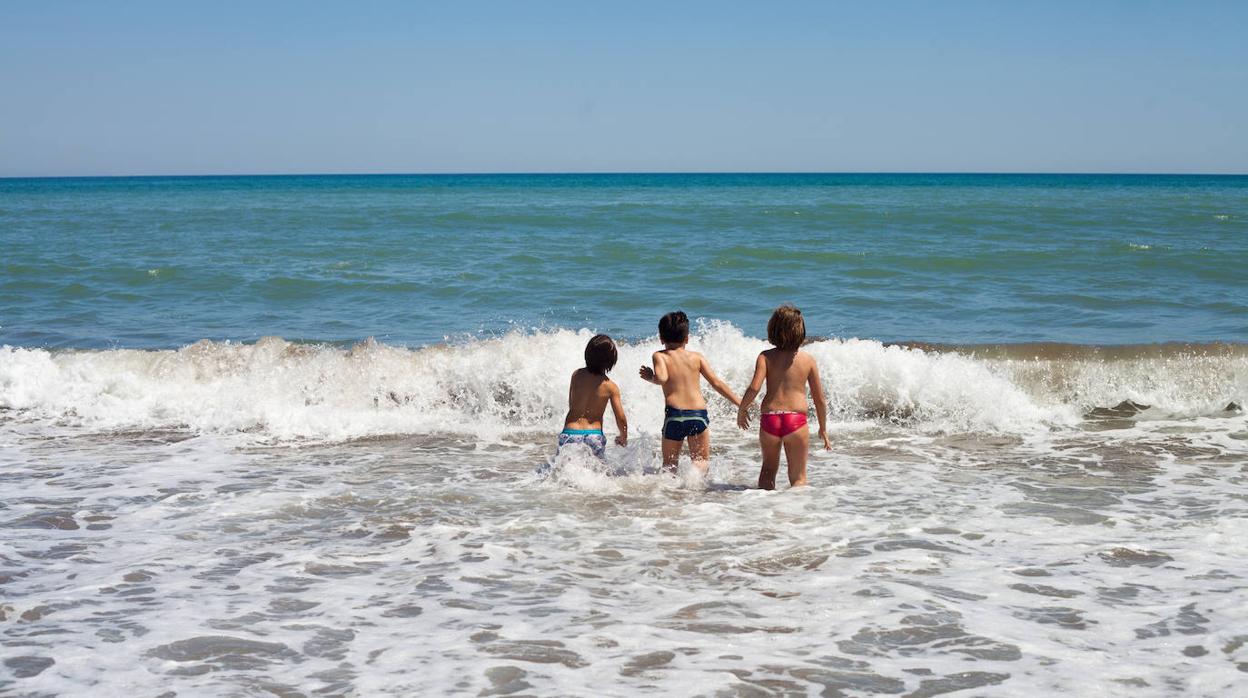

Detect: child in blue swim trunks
639,311,741,473
558,334,628,459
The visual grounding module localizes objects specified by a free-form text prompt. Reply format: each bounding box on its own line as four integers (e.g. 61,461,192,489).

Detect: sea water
1,174,1246,695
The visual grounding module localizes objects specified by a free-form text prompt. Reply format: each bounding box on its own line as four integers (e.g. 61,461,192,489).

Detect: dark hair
658,311,689,344
584,334,618,375
767,305,806,350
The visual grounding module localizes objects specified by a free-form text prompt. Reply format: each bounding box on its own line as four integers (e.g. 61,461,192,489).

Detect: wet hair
767,305,806,350
584,334,618,375
658,311,689,344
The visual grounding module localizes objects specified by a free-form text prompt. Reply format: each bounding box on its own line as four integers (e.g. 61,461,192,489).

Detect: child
736,305,831,489
639,311,741,473
558,334,628,458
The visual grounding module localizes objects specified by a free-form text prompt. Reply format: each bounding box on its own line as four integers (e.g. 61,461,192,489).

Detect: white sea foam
3,322,1245,692
2,324,1246,695
2,323,1244,443
3,424,1245,696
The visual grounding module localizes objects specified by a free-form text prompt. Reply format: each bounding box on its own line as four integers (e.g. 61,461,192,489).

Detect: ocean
1,173,1246,695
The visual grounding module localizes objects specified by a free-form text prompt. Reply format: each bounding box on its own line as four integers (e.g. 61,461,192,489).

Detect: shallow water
2,329,1247,695
3,419,1247,695
2,173,1247,694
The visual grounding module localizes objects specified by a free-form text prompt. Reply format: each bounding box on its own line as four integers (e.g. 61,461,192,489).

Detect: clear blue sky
2,1,1245,176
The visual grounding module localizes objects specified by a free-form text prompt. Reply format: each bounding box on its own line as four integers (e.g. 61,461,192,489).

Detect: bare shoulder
603,377,620,394
797,350,820,372
756,349,772,368
695,351,720,372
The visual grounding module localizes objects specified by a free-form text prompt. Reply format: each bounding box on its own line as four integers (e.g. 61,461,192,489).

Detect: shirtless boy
736,305,831,489
558,334,628,458
639,311,740,473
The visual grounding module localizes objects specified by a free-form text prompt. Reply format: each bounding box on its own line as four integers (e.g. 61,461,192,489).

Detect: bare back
736,320,833,489
563,368,614,430
652,348,708,410
759,349,817,412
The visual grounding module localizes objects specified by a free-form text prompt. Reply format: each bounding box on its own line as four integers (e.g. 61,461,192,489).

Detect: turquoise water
2,173,1245,348
4,174,1248,696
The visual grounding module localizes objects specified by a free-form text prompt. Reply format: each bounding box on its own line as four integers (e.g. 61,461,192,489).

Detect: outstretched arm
639,352,666,385
700,355,741,407
609,383,628,446
737,353,767,429
808,358,832,450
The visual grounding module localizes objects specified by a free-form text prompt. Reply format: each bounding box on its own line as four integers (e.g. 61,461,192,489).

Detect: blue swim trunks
557,428,607,459
662,407,709,441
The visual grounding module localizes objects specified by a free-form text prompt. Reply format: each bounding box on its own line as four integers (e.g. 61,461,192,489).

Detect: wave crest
2,324,1245,442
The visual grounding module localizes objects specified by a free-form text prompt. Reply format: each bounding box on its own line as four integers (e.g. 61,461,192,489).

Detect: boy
639,311,741,473
559,334,628,458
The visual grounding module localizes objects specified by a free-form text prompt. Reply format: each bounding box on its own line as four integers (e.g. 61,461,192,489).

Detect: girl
736,305,831,489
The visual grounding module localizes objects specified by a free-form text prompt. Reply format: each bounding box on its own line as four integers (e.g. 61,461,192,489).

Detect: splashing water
2,323,1247,695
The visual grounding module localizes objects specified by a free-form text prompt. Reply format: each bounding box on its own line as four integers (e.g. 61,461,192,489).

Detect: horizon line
3,170,1247,180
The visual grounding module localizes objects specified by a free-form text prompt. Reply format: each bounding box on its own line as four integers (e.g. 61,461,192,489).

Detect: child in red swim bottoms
736,305,832,489
760,410,807,438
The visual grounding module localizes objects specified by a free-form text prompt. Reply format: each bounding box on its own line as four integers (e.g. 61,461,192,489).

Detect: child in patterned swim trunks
558,334,628,459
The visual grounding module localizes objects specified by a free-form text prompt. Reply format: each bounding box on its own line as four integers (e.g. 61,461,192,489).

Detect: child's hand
819,428,832,451
737,408,750,430
639,365,655,383
615,434,627,447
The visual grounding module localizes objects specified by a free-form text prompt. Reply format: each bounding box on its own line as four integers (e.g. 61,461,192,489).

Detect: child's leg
687,431,710,475
661,439,683,473
758,430,783,489
782,429,810,486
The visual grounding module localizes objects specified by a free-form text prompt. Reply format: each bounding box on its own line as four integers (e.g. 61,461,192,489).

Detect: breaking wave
1,322,1245,442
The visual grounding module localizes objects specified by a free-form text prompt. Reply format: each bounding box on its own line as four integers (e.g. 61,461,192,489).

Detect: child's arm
699,355,741,407
639,352,667,385
609,382,628,446
736,353,767,429
807,356,832,450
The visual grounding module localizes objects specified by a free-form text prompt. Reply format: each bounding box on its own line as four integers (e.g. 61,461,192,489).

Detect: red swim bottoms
760,411,807,438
